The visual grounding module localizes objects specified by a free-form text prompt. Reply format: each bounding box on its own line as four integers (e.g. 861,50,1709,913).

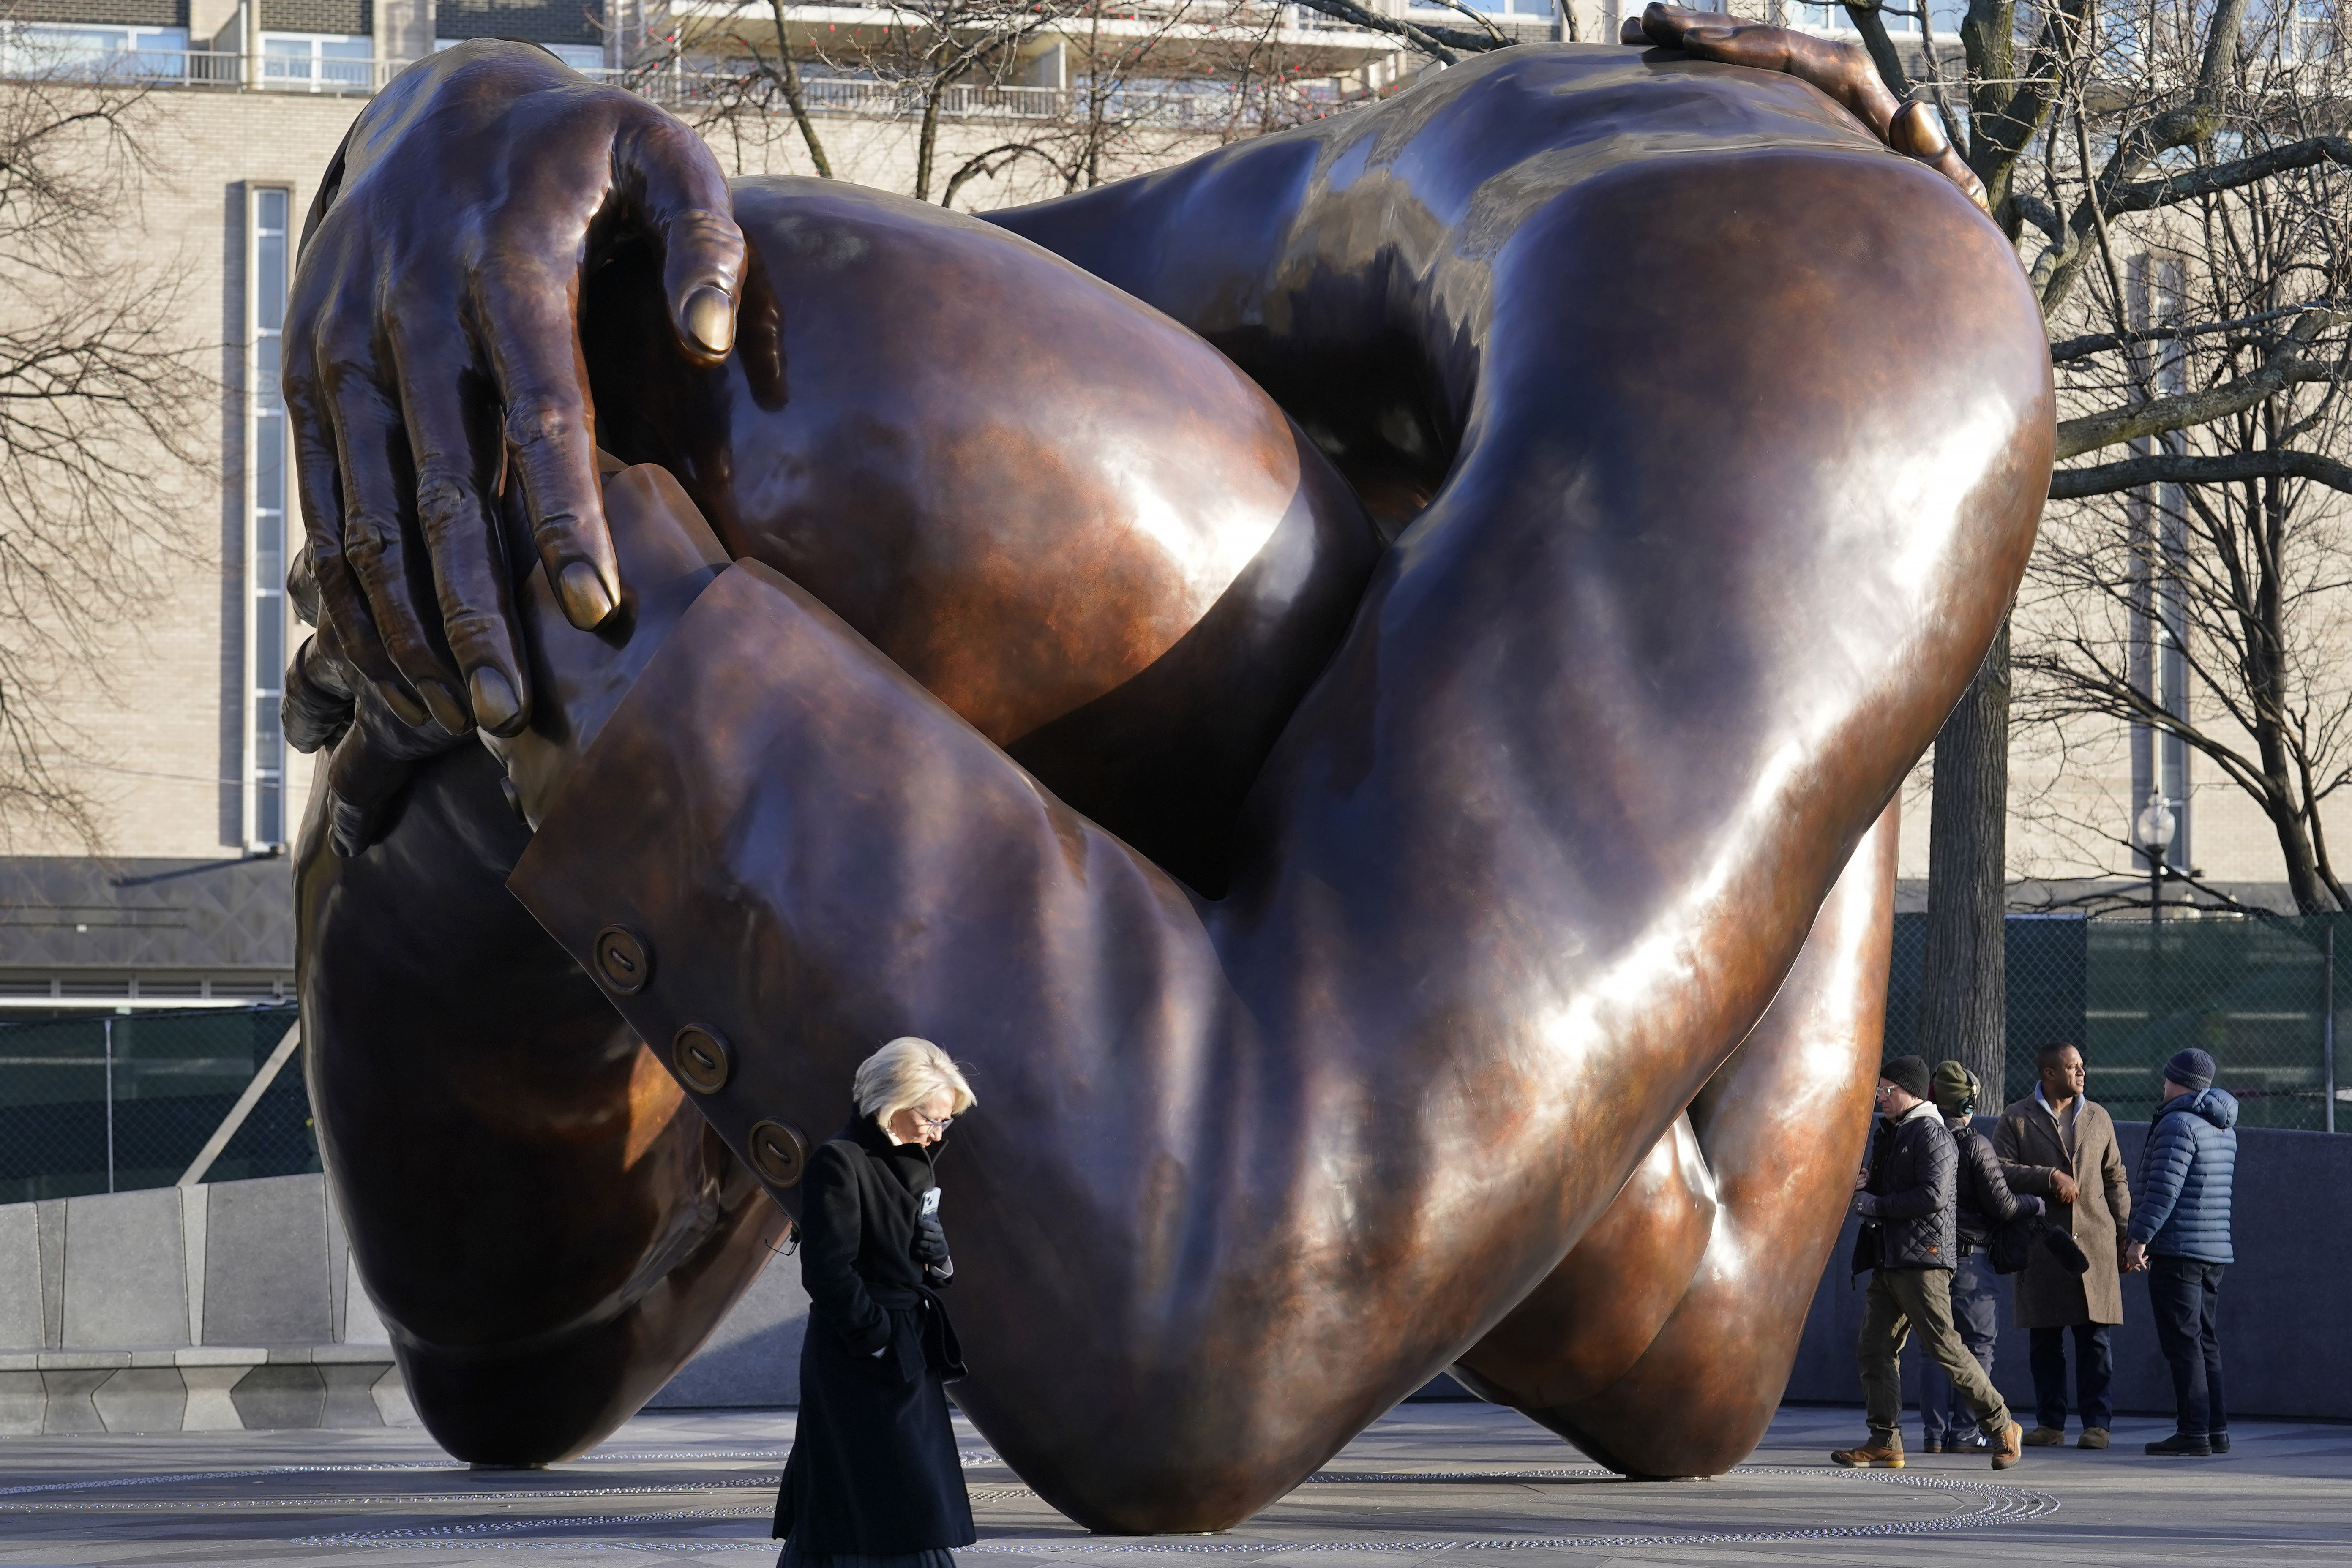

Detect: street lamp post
2136,790,2176,930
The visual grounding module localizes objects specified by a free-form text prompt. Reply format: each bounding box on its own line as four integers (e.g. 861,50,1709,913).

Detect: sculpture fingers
382,292,533,737
1629,3,1986,210
284,630,356,756
475,256,625,633
1889,100,1991,213
1455,808,1894,1476
618,113,748,363
286,309,426,732
317,308,473,739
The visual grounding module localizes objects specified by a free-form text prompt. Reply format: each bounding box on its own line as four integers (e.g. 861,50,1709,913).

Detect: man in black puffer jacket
1918,1061,2042,1453
1832,1055,2025,1471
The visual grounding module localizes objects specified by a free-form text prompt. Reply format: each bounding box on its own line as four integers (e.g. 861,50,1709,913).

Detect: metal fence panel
2,915,2341,1202
0,1006,314,1202
1885,912,2347,1132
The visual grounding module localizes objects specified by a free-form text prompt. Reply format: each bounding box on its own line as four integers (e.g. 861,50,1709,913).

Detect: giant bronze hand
284,39,745,852
287,28,2052,1534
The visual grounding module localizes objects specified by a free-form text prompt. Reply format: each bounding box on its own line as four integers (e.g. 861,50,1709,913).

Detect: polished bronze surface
1453,807,1896,1475
283,11,2052,1528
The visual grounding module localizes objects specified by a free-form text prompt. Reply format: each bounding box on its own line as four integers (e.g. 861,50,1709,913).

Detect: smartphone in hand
922,1188,941,1218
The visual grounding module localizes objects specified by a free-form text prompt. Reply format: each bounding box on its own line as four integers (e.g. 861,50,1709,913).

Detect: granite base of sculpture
284,6,2052,1534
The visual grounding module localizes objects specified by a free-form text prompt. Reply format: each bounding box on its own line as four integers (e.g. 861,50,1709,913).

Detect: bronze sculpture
283,6,2053,1531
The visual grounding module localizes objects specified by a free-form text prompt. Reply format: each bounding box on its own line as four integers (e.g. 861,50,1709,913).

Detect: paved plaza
0,1402,2346,1566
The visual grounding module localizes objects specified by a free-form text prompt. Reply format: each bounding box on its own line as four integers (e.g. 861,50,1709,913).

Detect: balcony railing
0,44,1367,122
0,45,408,92
611,69,1352,126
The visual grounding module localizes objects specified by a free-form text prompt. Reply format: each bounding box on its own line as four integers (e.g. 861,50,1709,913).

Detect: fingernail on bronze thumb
558,559,619,627
469,665,523,733
683,286,734,355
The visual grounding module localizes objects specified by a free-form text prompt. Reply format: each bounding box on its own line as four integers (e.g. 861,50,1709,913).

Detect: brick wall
257,0,368,33
435,0,598,46
0,89,354,857
6,0,187,27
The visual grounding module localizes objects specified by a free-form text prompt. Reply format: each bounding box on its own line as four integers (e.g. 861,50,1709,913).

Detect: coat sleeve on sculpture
502,562,1230,1294
2129,1115,2191,1246
799,1145,890,1355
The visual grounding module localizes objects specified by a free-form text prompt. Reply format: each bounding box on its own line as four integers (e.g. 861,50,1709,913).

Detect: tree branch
2110,135,2352,214
2050,447,2352,499
1285,0,1505,61
2051,300,2349,363
2055,315,2352,457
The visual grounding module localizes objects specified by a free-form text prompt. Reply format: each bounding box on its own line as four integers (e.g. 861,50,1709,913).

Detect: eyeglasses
909,1110,954,1133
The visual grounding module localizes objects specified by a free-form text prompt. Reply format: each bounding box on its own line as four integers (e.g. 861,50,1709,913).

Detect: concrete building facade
1,0,2348,1019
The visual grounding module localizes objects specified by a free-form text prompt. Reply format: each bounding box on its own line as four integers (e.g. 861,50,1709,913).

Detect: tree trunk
1917,617,2011,1100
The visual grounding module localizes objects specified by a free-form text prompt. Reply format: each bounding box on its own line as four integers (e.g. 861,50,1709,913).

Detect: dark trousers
2148,1255,2228,1436
1920,1252,2000,1445
2028,1321,2113,1432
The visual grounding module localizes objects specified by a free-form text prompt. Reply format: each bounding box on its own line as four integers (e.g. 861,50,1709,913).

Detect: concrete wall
16,1120,2341,1430
645,1239,810,1409
0,1173,405,1433
1783,1119,2352,1424
0,1172,387,1351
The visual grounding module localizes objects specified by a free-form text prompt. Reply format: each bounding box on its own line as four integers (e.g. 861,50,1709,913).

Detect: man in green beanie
1919,1060,2041,1452
1832,1055,2025,1470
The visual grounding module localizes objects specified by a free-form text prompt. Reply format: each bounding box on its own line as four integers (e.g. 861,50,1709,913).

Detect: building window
245,185,291,851
261,32,374,90
0,23,189,78
1405,0,1552,16
1785,0,1964,38
436,38,606,72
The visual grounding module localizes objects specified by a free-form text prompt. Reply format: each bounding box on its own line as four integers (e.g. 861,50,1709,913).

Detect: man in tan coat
1995,1041,2133,1449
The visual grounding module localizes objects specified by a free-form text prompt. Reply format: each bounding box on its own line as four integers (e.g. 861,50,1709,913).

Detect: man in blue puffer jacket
2126,1047,2238,1458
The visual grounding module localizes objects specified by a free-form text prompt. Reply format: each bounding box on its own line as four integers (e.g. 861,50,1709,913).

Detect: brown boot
1990,1420,2025,1470
1830,1432,1904,1468
2078,1427,2110,1450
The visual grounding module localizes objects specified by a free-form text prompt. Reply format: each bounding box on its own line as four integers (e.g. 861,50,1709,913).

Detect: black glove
913,1214,952,1270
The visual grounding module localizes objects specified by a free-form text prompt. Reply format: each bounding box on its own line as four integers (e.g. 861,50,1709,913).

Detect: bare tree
0,44,207,849
940,0,1367,205
2018,111,2352,914
633,0,1378,207
1796,0,2352,1078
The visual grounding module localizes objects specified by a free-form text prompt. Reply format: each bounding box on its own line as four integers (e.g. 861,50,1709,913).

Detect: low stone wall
20,1118,2334,1436
0,1173,411,1434
1782,1119,2352,1424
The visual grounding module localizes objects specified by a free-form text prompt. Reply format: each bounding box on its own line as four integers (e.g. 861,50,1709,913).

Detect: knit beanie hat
1932,1059,1981,1117
2164,1047,2216,1092
1879,1054,1932,1102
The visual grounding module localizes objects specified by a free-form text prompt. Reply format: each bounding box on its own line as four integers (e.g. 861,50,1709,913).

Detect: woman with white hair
772,1037,979,1568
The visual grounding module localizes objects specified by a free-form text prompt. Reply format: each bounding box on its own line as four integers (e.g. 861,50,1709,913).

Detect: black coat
1850,1104,1955,1273
1948,1115,2031,1250
773,1114,975,1553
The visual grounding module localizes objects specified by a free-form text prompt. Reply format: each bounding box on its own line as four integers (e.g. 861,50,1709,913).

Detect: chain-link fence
2,916,2342,1202
1884,912,2347,1132
0,1006,316,1204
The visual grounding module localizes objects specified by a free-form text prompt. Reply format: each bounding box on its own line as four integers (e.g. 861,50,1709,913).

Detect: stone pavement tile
0,1402,2345,1566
